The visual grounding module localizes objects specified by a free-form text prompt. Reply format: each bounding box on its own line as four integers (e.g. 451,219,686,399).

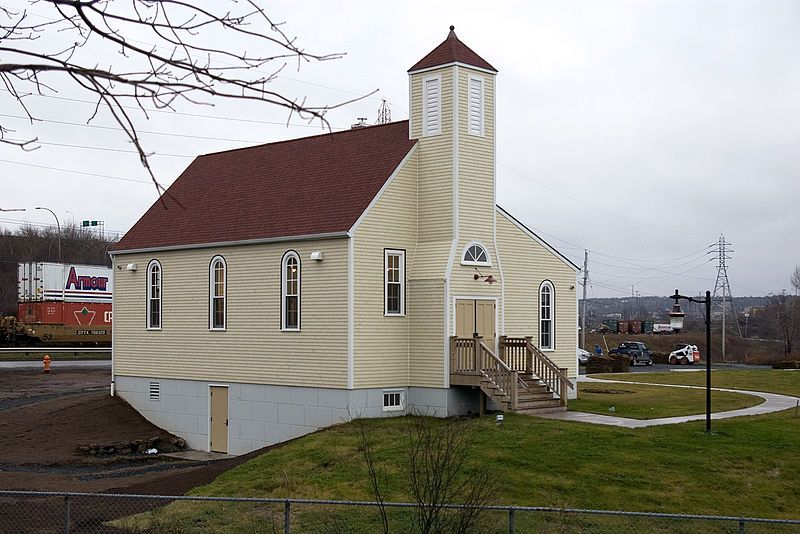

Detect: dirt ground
0,367,256,494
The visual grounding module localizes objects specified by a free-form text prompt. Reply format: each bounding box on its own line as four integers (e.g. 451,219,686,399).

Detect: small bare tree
404,416,498,534
354,417,390,534
769,290,798,356
358,415,498,534
0,1,372,192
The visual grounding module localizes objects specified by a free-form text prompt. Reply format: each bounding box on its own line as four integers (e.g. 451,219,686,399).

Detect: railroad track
0,346,110,354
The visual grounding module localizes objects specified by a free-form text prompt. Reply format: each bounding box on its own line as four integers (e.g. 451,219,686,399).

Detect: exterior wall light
473,268,496,284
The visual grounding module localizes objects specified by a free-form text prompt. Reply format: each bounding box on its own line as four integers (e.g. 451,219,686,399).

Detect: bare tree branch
0,0,375,195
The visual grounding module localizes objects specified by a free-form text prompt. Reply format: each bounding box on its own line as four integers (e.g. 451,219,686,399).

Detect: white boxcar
18,262,113,303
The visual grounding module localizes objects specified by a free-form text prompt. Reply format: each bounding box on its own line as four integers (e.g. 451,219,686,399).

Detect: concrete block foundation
115,376,482,455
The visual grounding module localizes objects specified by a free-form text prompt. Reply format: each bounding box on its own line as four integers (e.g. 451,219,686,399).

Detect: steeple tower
407,27,499,292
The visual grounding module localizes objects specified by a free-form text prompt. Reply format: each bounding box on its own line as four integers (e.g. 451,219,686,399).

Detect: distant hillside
581,296,770,324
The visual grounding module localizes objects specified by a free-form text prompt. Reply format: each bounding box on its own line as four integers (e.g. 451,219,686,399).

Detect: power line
500,163,716,238
5,138,194,158
0,216,125,235
589,251,713,274
0,89,344,130
589,253,715,280
590,246,715,264
511,216,715,279
0,113,268,144
0,159,154,185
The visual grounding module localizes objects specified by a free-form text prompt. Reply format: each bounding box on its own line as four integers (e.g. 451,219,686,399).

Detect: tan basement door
209,386,229,453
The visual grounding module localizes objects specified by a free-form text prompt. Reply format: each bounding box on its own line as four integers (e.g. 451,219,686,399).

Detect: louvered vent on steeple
423,75,441,136
468,75,484,136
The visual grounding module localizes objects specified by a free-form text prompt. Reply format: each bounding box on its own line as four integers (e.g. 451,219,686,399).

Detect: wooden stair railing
499,336,574,406
450,335,520,410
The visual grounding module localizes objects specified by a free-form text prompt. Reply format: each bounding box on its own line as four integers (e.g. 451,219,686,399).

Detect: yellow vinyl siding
352,153,418,389
113,239,349,387
408,241,452,280
405,65,457,385
495,211,578,378
410,67,454,243
409,279,446,387
456,68,496,242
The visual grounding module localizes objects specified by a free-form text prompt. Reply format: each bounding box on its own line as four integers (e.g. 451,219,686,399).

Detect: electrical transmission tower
711,234,741,360
376,99,391,124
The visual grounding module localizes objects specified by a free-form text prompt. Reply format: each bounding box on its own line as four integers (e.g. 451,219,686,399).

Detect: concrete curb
534,376,800,428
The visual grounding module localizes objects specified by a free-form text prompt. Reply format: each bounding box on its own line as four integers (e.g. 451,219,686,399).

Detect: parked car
609,341,653,366
669,344,700,365
577,348,591,365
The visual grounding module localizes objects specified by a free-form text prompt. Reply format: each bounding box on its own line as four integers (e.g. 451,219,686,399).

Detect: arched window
146,260,162,329
461,241,490,266
282,251,300,330
539,281,554,350
209,256,226,330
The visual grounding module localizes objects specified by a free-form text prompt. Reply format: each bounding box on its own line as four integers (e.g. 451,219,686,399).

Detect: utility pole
581,250,588,349
636,291,641,318
712,235,740,361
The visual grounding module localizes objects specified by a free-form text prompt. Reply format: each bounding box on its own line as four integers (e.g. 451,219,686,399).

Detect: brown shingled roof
113,121,416,252
408,26,497,73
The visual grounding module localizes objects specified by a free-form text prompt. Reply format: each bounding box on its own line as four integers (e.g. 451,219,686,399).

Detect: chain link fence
2,490,799,533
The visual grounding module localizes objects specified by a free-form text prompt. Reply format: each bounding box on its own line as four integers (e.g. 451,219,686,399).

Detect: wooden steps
516,404,568,415
449,335,574,416
478,374,566,416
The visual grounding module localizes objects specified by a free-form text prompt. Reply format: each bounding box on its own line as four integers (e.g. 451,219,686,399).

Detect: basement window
383,390,404,412
149,381,161,401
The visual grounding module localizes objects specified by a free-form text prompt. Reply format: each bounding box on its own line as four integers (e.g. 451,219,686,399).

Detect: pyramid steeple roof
408,26,497,73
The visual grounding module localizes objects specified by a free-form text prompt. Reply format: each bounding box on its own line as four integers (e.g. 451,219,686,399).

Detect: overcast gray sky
1,0,798,298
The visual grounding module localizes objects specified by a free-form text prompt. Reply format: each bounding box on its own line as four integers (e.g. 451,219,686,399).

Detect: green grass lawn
570,382,763,419
592,369,800,397
114,370,800,531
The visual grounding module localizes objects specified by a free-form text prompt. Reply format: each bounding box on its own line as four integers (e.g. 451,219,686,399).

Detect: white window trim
209,255,227,331
467,74,485,137
281,250,301,331
382,389,404,412
146,259,162,330
422,74,442,137
539,280,554,351
460,241,491,267
384,249,406,316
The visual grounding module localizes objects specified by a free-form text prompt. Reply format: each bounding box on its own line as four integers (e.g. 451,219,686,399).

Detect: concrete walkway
535,376,800,428
162,450,235,461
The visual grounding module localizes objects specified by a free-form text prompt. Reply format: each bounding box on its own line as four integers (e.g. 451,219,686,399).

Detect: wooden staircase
450,336,573,415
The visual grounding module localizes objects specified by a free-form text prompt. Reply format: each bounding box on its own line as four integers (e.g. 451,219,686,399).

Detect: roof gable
113,121,416,252
408,26,497,73
496,205,580,272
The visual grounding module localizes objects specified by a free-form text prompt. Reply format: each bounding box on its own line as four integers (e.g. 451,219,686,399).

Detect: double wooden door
455,299,496,343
